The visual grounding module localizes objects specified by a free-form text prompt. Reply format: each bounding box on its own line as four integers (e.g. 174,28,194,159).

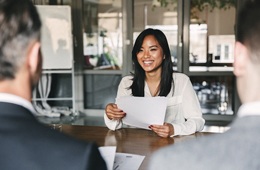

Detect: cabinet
179,0,241,125
189,72,238,126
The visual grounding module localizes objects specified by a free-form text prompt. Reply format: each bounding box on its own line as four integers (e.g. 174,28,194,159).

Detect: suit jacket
149,116,260,170
0,102,107,170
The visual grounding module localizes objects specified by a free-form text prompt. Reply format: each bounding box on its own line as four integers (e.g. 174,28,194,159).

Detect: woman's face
137,35,164,74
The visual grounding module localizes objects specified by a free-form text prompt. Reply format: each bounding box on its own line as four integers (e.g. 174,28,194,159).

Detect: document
113,153,145,170
99,146,145,170
99,146,116,170
116,96,168,130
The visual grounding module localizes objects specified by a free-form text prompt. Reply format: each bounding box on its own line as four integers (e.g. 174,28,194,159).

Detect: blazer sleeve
83,142,107,170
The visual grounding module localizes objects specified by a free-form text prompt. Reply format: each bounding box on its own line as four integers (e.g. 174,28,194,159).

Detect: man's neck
0,79,32,102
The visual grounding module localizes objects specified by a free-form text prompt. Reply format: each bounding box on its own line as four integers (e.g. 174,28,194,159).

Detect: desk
60,125,214,170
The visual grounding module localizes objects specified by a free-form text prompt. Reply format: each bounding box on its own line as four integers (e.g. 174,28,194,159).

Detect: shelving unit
188,70,238,125
177,0,240,126
33,68,76,114
32,5,77,116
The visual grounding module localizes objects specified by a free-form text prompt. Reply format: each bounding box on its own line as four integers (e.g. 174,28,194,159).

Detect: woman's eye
138,49,143,53
150,48,157,51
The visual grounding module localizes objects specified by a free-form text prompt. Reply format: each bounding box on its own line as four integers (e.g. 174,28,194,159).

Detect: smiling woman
132,29,173,97
104,28,205,138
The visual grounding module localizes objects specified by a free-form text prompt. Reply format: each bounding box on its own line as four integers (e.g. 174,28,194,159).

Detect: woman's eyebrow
149,45,158,48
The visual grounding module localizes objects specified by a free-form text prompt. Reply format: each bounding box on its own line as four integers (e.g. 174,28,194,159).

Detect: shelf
203,114,235,126
84,69,123,75
33,97,73,101
190,66,233,72
188,72,233,76
203,114,235,124
188,66,234,76
42,69,73,74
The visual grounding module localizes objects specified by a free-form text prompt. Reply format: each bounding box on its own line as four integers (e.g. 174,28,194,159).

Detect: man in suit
0,0,106,169
149,1,260,170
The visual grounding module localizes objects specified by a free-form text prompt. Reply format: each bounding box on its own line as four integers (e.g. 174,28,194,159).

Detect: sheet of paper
116,96,168,130
99,146,117,170
113,153,145,170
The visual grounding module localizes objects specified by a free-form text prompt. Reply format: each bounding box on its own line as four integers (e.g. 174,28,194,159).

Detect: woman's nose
143,51,150,59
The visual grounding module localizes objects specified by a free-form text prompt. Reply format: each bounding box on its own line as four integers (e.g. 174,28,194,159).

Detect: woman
104,28,205,138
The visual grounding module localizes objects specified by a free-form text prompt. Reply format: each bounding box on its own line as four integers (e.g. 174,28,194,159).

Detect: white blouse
104,72,205,136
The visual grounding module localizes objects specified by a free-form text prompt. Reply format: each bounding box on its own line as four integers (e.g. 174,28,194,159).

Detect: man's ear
233,41,248,77
27,41,41,74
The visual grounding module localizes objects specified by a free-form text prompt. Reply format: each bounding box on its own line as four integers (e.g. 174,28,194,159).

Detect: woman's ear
233,41,248,77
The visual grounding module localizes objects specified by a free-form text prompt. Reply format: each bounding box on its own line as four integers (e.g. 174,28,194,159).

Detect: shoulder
121,75,133,82
149,134,217,169
172,72,190,83
42,126,106,167
119,75,133,87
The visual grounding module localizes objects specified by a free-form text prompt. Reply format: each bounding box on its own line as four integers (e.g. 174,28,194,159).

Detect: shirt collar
0,93,35,114
238,101,260,117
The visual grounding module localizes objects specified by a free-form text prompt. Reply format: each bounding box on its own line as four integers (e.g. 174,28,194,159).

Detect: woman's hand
105,103,126,120
149,123,174,138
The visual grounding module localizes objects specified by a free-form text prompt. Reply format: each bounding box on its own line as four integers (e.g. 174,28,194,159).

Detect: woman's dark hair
130,28,174,96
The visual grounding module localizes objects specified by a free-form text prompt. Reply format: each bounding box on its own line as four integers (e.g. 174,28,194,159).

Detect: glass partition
189,1,236,69
187,1,237,119
133,0,178,68
82,0,123,70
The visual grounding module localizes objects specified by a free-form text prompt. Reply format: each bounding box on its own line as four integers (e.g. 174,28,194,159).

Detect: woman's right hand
105,103,126,120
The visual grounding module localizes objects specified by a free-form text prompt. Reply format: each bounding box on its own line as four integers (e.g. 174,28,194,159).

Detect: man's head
0,0,42,97
234,0,260,103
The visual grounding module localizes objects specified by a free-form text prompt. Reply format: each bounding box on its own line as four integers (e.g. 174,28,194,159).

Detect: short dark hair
130,28,174,96
0,0,41,80
236,0,260,63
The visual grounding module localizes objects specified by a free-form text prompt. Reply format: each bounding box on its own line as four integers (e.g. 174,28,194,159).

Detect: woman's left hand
149,123,174,138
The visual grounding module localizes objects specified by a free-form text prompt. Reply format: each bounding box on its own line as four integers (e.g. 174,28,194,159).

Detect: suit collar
0,93,35,114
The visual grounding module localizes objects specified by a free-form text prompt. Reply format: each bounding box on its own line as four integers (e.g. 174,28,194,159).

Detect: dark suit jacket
149,115,260,170
0,102,107,170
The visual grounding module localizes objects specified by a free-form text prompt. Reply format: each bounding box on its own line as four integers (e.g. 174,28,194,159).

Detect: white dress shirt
104,72,205,136
0,93,35,113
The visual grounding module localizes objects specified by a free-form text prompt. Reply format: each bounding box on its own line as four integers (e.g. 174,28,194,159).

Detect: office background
32,0,248,128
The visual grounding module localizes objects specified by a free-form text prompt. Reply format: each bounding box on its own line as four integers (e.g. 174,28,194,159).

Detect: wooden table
60,125,214,170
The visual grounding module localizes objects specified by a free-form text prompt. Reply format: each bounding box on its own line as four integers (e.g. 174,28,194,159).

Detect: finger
113,112,126,119
150,125,164,131
107,110,126,120
150,125,170,137
108,104,124,113
156,131,168,138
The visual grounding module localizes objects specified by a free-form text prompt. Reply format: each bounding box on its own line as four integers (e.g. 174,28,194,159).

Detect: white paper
116,96,168,130
113,153,145,170
99,146,117,170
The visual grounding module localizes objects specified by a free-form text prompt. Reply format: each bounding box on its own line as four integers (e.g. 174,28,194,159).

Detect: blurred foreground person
0,0,106,169
149,1,260,169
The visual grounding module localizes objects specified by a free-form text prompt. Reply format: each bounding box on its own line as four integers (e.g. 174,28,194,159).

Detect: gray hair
0,0,41,80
